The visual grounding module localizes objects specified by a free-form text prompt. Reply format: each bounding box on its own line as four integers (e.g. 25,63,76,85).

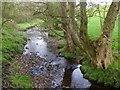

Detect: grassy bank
81,17,120,88
81,54,120,88
52,16,119,88
2,23,32,88
18,19,44,30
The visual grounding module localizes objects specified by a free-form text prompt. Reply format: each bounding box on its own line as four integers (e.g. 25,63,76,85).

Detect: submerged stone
31,69,39,75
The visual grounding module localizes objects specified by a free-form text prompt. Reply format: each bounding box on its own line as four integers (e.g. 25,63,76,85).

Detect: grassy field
88,16,119,51
88,16,118,40
18,19,44,30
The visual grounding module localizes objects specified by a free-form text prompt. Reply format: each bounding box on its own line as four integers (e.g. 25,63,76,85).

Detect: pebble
35,65,39,68
31,69,39,75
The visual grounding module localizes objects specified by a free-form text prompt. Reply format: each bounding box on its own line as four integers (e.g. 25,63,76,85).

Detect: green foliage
8,75,32,88
2,24,26,61
2,2,38,23
74,47,81,55
112,41,118,50
60,52,74,59
12,65,20,71
59,46,81,59
57,43,66,48
18,19,43,30
2,23,29,88
81,54,120,88
48,30,64,40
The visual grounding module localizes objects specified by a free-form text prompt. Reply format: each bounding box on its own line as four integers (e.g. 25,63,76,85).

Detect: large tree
60,1,120,69
33,1,119,68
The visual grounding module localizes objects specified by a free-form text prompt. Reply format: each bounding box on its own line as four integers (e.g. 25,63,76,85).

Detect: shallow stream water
23,30,91,88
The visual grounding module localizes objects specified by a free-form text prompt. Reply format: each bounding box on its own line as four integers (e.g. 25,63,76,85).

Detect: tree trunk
2,2,7,26
96,2,120,68
97,5,103,31
61,2,75,53
60,1,119,69
79,1,97,63
68,1,119,68
64,31,75,53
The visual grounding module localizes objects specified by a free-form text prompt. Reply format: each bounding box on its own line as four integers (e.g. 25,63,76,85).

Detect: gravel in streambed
10,54,62,88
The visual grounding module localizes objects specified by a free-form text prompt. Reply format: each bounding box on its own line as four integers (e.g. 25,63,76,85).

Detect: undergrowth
81,54,120,88
2,23,32,88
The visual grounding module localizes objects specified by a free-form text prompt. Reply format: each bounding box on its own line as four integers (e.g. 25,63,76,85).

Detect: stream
23,29,91,88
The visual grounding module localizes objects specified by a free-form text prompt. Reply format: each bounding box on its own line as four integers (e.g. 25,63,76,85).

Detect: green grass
88,16,118,50
81,15,119,88
81,54,120,88
87,5,118,41
8,75,32,88
12,65,21,71
88,17,102,40
88,17,118,40
2,23,32,88
18,19,44,30
81,13,119,86
2,24,26,65
48,30,64,40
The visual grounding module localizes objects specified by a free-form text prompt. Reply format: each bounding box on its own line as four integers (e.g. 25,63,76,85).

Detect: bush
59,46,81,59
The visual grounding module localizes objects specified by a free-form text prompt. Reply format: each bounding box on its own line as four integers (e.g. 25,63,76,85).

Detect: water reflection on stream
23,30,91,88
